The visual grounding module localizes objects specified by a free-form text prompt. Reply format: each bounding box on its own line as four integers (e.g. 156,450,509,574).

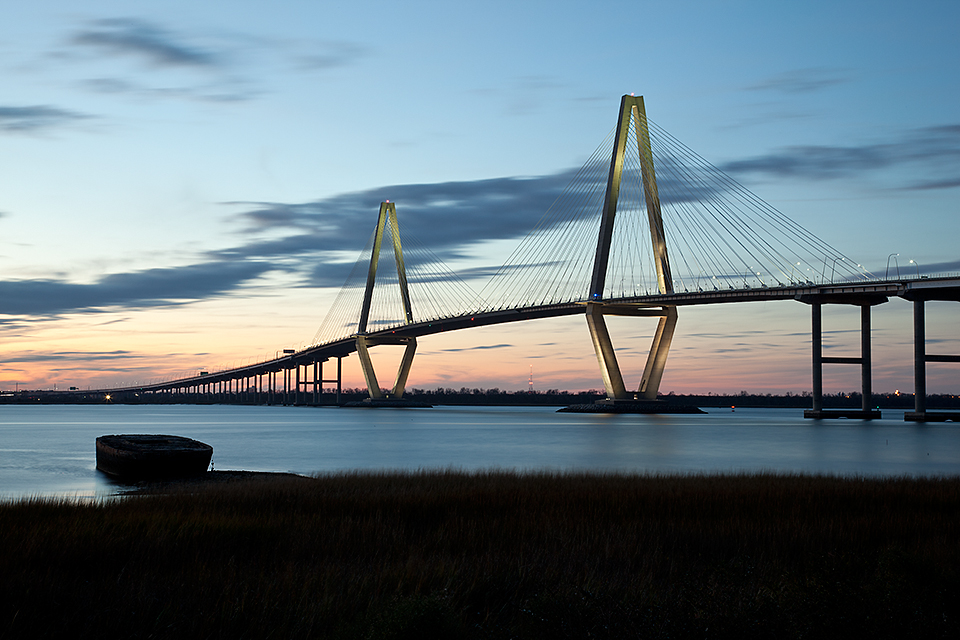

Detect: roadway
101,274,960,395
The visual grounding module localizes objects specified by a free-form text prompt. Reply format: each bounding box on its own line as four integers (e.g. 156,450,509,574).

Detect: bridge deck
101,275,959,394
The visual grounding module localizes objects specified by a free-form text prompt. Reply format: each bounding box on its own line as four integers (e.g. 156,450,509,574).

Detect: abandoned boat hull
96,434,213,480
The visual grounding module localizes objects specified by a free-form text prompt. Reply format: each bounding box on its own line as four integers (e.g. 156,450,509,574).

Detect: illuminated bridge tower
587,95,677,402
354,201,418,400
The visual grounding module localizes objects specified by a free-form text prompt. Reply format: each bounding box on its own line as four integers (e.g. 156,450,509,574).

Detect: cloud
2,350,135,364
7,124,951,320
471,76,566,117
0,261,274,316
746,68,849,94
906,177,960,191
70,18,216,68
65,19,364,104
2,168,594,317
296,42,366,70
225,172,584,286
81,76,260,103
891,258,960,276
65,18,261,103
228,157,739,289
721,125,960,189
440,344,514,353
0,105,91,133
236,173,577,244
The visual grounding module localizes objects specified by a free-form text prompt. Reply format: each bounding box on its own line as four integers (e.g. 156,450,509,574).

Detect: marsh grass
2,471,959,638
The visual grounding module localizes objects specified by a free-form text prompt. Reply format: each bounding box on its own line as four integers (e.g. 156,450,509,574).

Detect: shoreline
3,390,958,411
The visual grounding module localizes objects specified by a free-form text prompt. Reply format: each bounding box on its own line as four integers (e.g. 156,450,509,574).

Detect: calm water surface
1,404,958,499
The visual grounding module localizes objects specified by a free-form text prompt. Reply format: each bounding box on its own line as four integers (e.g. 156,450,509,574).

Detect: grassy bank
2,471,959,638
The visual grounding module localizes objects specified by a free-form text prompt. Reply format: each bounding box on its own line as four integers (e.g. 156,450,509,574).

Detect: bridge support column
586,304,677,402
356,336,383,399
860,304,872,414
295,364,301,405
638,307,678,400
586,303,627,399
393,340,417,398
582,96,680,407
356,335,418,400
905,298,960,421
804,297,882,419
349,202,421,405
811,302,823,413
914,299,926,415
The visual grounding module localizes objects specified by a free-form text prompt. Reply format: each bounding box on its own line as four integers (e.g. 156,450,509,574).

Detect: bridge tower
354,201,418,400
587,95,678,401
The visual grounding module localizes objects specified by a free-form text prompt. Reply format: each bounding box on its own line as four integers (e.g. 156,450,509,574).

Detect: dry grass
2,471,959,639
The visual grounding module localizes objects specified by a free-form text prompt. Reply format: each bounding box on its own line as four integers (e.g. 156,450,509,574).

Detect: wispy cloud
746,68,849,94
63,18,259,103
296,42,366,70
233,173,576,252
0,168,583,315
70,18,217,68
0,261,273,316
80,76,259,103
901,259,960,274
0,105,91,133
2,350,135,364
62,18,365,104
228,159,736,288
3,120,954,318
471,76,565,117
721,125,960,189
440,344,514,353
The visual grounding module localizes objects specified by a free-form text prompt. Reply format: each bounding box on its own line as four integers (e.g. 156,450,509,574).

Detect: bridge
100,95,960,421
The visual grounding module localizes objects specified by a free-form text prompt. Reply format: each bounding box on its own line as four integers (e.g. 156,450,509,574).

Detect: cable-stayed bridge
102,96,960,420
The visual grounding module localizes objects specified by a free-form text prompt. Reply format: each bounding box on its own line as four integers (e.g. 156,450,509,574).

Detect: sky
1,0,959,394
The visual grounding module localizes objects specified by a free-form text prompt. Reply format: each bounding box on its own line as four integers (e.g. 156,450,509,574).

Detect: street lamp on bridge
886,253,900,279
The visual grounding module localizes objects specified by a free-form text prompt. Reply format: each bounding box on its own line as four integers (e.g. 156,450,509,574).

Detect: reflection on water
1,404,959,499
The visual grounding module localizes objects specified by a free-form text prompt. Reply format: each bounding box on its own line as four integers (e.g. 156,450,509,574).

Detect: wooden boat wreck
96,434,213,480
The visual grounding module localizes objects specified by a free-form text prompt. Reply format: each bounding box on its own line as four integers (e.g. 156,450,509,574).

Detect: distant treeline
401,388,960,409
2,387,959,408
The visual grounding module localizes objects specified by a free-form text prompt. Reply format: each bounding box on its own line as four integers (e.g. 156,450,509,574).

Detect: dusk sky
2,1,958,394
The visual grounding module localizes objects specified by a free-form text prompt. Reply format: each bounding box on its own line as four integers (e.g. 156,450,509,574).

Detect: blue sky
1,1,958,393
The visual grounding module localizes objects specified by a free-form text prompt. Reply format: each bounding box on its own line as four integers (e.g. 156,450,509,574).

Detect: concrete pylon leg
860,304,872,413
914,299,926,414
638,307,678,400
391,339,417,398
357,336,417,399
355,336,383,399
586,303,628,399
811,301,823,413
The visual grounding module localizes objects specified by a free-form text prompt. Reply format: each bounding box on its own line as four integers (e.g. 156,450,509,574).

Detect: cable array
311,214,485,345
475,128,617,309
641,116,871,293
310,112,872,347
311,228,378,344
475,114,871,308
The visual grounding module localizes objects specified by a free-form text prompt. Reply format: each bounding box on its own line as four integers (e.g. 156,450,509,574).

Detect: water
1,404,958,500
